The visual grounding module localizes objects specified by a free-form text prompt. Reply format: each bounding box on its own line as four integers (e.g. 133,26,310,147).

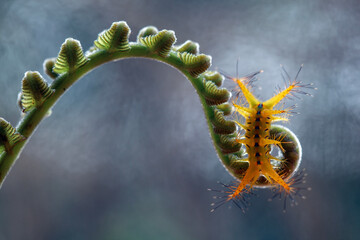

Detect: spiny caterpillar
210,66,314,212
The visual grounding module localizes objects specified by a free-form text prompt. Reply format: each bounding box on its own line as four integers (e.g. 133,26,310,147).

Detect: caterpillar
210,66,314,212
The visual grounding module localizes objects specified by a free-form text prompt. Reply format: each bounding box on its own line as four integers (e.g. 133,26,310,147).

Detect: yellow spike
230,158,249,166
263,82,297,109
228,163,259,200
260,138,281,145
270,156,286,162
232,78,260,107
233,103,252,113
249,170,261,187
263,109,287,115
233,103,253,118
234,109,249,119
262,174,274,184
271,116,289,122
234,120,246,130
235,138,251,145
261,161,291,192
260,139,286,152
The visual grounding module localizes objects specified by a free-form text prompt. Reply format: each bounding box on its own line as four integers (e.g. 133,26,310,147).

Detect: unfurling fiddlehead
19,71,54,112
0,21,311,212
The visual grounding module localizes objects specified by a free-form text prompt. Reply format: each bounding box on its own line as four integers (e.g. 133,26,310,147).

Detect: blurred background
0,0,359,239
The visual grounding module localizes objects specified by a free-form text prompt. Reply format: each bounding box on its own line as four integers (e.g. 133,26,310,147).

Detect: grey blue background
0,0,359,239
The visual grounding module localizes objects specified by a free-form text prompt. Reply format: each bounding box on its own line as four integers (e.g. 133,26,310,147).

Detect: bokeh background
0,0,359,239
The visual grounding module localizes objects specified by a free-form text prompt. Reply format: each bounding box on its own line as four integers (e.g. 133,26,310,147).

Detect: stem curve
0,22,301,189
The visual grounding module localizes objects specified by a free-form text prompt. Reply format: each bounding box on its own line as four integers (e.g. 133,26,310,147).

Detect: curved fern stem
0,22,300,188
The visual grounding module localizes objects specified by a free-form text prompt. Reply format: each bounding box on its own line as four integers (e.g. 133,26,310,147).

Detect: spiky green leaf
139,30,176,57
94,21,131,52
177,52,211,77
173,40,199,55
53,38,88,74
20,71,54,112
0,118,25,153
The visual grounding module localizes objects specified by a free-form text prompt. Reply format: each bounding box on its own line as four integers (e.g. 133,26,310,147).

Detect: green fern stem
0,43,232,186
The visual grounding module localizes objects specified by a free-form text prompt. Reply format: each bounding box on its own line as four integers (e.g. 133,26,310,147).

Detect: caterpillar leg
270,156,286,162
261,160,291,192
208,163,260,213
227,163,260,200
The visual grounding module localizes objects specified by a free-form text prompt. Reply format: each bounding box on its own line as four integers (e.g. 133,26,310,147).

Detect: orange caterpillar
211,66,313,212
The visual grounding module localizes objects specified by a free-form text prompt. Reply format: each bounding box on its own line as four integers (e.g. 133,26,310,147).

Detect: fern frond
218,135,241,154
94,21,131,52
203,80,230,105
137,26,158,40
0,118,25,153
216,103,233,116
204,71,224,87
174,40,199,55
20,71,53,112
178,52,211,77
53,38,88,74
211,108,236,134
139,30,176,57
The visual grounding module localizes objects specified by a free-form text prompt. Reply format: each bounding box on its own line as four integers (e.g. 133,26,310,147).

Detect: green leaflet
139,30,176,57
53,38,88,74
177,52,211,77
210,108,236,134
137,26,158,40
204,71,224,87
0,118,25,154
216,103,233,116
174,40,199,55
20,71,53,112
94,21,131,52
217,135,241,154
202,79,229,105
